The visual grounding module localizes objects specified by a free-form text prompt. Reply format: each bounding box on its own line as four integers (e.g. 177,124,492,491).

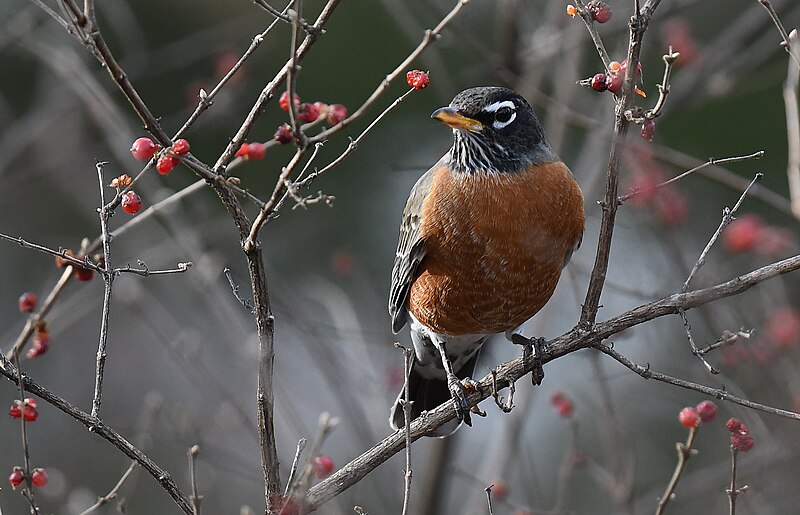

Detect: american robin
389,86,585,436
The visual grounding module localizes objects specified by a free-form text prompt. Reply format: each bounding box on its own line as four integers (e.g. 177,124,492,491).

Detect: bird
388,86,585,436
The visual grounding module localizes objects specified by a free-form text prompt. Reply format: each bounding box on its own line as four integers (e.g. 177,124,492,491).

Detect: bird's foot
510,334,547,386
447,374,480,426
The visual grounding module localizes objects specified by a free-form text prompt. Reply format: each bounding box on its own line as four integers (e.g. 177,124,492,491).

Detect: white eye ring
483,100,516,130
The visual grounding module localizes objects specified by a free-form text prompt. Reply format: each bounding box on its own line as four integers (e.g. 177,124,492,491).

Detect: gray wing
389,163,440,334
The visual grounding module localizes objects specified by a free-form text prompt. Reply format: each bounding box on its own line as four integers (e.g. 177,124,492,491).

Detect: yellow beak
431,107,483,131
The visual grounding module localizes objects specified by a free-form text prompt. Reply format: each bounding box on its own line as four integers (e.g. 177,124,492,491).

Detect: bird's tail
389,350,481,437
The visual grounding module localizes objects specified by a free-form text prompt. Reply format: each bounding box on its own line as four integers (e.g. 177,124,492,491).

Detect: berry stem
655,427,698,515
727,446,740,515
572,0,612,69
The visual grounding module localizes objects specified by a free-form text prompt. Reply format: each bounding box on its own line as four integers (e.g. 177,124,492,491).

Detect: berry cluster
274,91,348,145
130,136,190,178
9,397,38,422
723,213,794,256
550,391,574,418
8,466,47,489
678,400,717,429
406,70,430,90
727,418,755,452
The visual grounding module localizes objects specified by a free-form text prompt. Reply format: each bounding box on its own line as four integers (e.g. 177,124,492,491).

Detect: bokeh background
1,0,800,513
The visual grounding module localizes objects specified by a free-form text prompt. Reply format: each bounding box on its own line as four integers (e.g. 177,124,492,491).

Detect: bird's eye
495,106,514,123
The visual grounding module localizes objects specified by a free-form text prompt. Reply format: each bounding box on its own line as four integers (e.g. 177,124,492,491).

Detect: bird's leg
430,339,473,426
509,333,547,386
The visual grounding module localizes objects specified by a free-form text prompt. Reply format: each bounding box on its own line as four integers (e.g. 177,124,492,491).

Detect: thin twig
655,426,698,515
572,0,612,68
727,446,749,514
397,344,414,515
679,309,719,374
619,151,765,203
784,30,800,217
188,445,202,515
485,485,495,515
114,262,193,276
286,4,308,149
649,47,680,118
284,412,339,510
756,0,800,68
596,343,800,420
223,267,253,309
92,160,114,418
78,461,137,515
696,329,754,357
684,172,764,292
284,438,308,497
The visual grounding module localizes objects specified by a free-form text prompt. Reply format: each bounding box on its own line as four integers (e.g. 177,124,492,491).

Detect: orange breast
408,162,584,335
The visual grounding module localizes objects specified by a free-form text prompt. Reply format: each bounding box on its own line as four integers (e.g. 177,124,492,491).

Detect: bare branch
655,425,698,515
78,461,137,515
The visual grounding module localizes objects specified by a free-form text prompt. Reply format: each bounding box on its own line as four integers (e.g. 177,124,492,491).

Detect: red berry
678,407,699,428
274,124,293,144
695,400,717,423
754,226,793,256
9,467,25,488
327,104,348,125
589,1,612,23
279,91,301,111
122,191,142,214
156,154,180,175
726,417,742,433
130,137,157,161
550,391,574,417
491,480,509,500
641,119,656,142
18,292,38,313
31,468,47,487
235,143,250,158
248,142,267,160
298,102,321,123
764,308,800,347
566,5,577,16
28,329,51,358
731,432,755,452
313,101,328,117
313,455,335,479
75,265,94,281
171,138,190,155
9,400,22,419
591,73,608,92
22,404,38,422
406,69,430,90
723,214,765,253
605,72,623,94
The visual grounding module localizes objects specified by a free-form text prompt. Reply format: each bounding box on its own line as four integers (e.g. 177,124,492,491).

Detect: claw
447,374,472,426
511,334,547,386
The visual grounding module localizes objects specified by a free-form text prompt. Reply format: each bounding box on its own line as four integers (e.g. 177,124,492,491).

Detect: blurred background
1,0,799,513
